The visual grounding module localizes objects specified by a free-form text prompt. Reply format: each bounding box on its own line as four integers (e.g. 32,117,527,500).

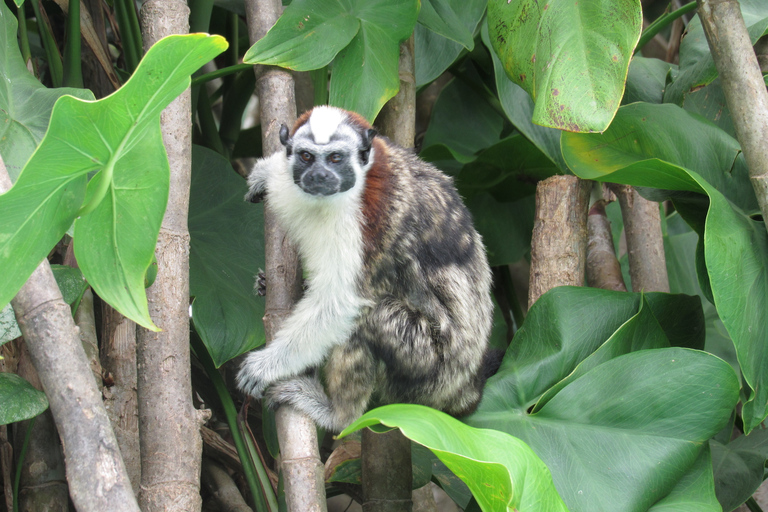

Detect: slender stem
188,0,214,33
63,0,83,88
114,0,141,71
196,87,226,155
190,334,275,512
191,63,252,87
498,265,524,335
635,2,698,54
220,70,256,153
30,0,63,86
13,416,36,512
238,414,279,512
746,497,764,512
16,4,32,69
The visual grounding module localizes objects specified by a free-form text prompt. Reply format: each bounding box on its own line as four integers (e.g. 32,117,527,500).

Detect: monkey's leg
266,339,375,432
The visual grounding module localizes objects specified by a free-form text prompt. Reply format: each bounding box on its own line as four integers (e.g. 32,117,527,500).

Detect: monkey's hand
236,347,283,398
244,151,285,203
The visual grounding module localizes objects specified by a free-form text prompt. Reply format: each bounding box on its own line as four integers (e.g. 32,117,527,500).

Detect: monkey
237,106,496,433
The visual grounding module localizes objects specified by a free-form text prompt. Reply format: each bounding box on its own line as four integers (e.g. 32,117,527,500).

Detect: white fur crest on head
307,106,346,144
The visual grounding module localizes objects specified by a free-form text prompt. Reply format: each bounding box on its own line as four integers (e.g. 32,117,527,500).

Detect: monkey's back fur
238,107,494,432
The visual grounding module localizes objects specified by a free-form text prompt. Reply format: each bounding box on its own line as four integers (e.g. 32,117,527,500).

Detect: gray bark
243,1,326,511
609,184,669,293
586,200,627,292
697,0,768,233
362,429,413,512
137,3,209,510
528,176,591,307
1,158,139,511
201,458,253,512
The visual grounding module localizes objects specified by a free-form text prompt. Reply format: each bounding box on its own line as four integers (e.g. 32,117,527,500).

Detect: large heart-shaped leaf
562,102,767,432
486,0,642,132
339,404,570,512
189,145,265,367
244,0,419,121
710,428,768,512
0,1,93,181
0,373,49,425
0,34,227,330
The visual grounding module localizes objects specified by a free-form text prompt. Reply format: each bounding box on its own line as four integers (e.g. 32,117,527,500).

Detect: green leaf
0,304,21,345
711,428,768,512
623,56,674,105
189,145,265,367
339,404,570,512
244,0,419,121
0,373,49,425
0,1,93,181
0,34,227,330
664,0,768,105
481,21,567,170
414,0,486,86
562,102,768,431
486,0,642,132
647,445,721,512
417,0,473,50
50,265,88,312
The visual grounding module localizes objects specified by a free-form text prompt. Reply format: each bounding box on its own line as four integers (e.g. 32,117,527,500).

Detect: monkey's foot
255,270,266,296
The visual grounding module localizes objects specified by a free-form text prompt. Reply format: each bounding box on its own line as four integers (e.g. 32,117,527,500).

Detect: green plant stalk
188,0,215,33
13,416,36,512
219,70,256,153
63,0,84,88
746,497,764,512
238,414,279,512
498,264,524,335
77,163,113,216
114,0,141,72
311,66,329,106
16,4,32,68
635,2,698,54
196,88,226,155
30,0,63,87
190,335,275,512
190,63,252,87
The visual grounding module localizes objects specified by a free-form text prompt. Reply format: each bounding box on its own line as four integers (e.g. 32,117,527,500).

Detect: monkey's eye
328,153,343,164
299,151,313,163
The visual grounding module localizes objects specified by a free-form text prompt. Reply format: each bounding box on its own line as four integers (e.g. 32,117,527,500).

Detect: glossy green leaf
486,0,641,132
623,56,673,105
683,79,736,138
50,265,88,312
417,0,473,50
244,0,419,121
0,34,227,330
711,428,768,512
340,404,570,512
481,21,566,170
562,102,767,432
468,308,738,512
664,0,768,106
0,373,48,425
414,0,485,86
0,1,93,181
647,446,721,512
189,146,265,367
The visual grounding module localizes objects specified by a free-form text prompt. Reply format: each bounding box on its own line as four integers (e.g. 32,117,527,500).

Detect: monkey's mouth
298,170,342,196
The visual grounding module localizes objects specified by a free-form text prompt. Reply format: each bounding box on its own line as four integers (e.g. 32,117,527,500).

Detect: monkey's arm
236,289,364,398
244,151,284,203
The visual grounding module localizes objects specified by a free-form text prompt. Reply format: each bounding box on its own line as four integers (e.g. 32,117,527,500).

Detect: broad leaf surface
0,304,20,345
417,0,473,51
481,22,567,170
189,146,265,367
486,0,641,132
663,0,768,105
711,428,768,511
414,0,485,86
562,102,767,432
340,404,570,512
623,56,674,105
244,0,419,121
0,34,227,330
0,373,48,425
647,446,721,512
0,1,93,181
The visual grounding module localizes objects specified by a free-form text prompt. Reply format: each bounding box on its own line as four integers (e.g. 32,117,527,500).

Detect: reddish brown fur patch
362,138,393,260
344,110,374,134
292,110,313,135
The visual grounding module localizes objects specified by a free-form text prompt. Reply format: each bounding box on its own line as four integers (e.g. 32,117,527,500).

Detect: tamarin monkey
237,106,496,432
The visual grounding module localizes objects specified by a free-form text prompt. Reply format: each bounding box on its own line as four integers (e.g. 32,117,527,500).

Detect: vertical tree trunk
1,158,140,511
586,200,627,292
362,35,417,512
609,185,669,293
696,0,768,231
528,176,591,307
136,4,208,510
243,1,326,510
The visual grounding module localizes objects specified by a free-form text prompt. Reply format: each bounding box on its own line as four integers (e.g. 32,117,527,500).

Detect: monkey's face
280,107,376,197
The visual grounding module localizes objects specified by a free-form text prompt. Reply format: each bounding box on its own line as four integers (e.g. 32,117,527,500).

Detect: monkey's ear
362,128,377,150
279,124,291,146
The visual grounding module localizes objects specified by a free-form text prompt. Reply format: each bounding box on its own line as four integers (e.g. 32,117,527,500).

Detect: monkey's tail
481,348,505,383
